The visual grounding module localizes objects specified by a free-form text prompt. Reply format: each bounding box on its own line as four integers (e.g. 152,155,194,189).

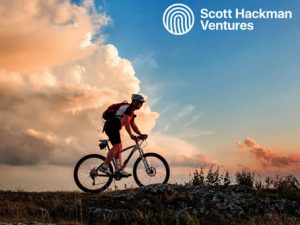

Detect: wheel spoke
133,153,169,186
74,154,113,193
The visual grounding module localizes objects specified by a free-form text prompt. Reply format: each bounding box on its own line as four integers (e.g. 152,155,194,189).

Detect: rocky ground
1,184,300,225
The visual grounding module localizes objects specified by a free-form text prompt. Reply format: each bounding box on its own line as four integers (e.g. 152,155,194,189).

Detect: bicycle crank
90,168,98,185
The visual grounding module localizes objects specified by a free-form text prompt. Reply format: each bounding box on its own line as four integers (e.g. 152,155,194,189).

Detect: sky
0,0,299,190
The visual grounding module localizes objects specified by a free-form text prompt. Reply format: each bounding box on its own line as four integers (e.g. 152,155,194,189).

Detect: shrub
190,167,232,187
255,180,264,191
235,170,255,187
223,171,231,187
273,175,299,192
206,166,222,186
265,176,273,189
191,167,205,186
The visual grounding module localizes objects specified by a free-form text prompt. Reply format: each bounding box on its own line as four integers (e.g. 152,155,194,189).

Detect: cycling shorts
104,118,121,145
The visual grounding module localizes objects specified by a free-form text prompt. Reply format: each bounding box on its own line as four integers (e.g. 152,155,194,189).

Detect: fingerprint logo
163,3,194,35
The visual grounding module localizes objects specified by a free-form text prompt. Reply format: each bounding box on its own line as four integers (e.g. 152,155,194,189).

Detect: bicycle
73,135,170,193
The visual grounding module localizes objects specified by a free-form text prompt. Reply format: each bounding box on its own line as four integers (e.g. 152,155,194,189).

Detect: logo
163,3,195,35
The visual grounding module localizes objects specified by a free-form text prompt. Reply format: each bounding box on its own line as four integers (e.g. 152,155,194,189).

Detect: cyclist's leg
105,143,121,166
115,145,123,167
104,118,122,166
116,146,131,175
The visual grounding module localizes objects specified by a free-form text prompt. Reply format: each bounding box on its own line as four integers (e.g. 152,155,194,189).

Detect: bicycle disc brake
147,167,157,177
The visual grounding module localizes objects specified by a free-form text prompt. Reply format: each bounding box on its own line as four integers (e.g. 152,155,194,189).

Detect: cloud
179,128,214,138
237,138,300,168
0,0,158,166
0,127,49,166
169,154,215,167
0,125,86,166
133,54,158,69
160,103,178,115
148,133,216,168
160,104,197,132
0,43,160,166
0,0,110,73
163,123,171,132
183,114,203,129
149,95,162,107
24,128,85,166
174,105,194,120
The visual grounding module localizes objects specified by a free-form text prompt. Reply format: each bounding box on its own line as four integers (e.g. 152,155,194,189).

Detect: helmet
131,94,145,103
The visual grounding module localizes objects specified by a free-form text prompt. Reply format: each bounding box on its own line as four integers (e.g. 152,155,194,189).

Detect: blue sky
73,0,300,160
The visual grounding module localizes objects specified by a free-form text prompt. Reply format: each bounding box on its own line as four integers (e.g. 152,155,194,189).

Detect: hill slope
1,184,300,225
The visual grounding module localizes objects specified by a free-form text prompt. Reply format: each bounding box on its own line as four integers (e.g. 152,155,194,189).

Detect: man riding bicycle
99,94,147,177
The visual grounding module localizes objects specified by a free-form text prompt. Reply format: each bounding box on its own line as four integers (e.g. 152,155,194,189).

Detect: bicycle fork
138,148,154,175
122,146,151,172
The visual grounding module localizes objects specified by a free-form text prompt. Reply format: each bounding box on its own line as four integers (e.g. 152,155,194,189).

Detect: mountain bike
73,135,170,193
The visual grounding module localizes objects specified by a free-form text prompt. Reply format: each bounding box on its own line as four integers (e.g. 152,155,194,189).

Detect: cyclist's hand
139,134,148,140
130,134,138,141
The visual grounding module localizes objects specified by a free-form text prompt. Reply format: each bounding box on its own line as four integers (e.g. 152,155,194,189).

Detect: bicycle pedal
122,174,132,178
114,172,132,178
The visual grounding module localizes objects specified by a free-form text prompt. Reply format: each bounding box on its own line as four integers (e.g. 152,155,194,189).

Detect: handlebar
138,134,148,140
133,134,148,143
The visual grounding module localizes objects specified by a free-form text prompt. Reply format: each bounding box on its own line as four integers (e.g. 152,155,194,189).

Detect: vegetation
235,170,255,187
190,166,231,187
0,169,299,225
189,165,299,192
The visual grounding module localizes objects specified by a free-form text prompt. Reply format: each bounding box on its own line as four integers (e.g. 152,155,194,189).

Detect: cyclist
99,94,147,176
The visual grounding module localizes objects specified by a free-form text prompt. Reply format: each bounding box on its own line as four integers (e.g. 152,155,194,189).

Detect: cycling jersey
104,103,136,144
115,104,135,120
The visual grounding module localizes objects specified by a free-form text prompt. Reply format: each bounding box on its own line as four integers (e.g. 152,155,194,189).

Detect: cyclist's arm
123,115,135,137
130,120,142,136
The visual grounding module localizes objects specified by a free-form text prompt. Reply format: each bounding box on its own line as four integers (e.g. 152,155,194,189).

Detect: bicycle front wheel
74,154,113,193
133,153,170,186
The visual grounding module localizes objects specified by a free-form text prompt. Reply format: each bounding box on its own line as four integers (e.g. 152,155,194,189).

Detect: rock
1,184,300,224
139,183,172,194
0,223,55,225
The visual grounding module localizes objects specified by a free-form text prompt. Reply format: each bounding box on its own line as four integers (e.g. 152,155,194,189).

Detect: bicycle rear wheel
74,154,113,193
133,153,170,186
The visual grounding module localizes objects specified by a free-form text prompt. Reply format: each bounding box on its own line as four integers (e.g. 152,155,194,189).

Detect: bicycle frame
104,140,150,173
122,142,147,170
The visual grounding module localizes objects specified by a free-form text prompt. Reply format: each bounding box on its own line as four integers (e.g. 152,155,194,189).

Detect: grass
0,188,299,225
0,170,299,225
0,191,84,224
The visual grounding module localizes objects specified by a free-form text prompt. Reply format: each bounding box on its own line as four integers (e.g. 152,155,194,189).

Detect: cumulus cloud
0,0,158,167
0,43,160,166
237,138,300,168
0,0,109,73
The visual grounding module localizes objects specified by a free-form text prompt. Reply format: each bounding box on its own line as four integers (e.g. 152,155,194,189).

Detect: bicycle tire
133,153,170,186
73,154,113,193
